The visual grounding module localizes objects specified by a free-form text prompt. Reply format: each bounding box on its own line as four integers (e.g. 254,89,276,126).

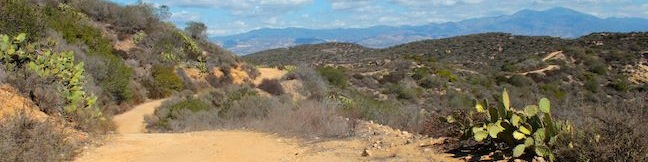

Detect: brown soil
0,84,47,121
253,68,287,85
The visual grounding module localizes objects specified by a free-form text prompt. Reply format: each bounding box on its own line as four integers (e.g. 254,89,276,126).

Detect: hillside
246,32,647,100
213,7,648,55
245,32,647,160
0,0,257,161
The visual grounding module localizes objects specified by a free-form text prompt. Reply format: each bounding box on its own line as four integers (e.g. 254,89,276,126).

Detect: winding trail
74,99,313,162
74,68,337,162
74,68,458,162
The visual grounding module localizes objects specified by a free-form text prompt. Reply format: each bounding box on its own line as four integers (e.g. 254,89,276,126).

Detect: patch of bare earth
0,84,47,120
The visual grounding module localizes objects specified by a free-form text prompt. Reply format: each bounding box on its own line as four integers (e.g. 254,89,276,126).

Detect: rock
362,148,371,157
532,157,547,162
405,139,413,145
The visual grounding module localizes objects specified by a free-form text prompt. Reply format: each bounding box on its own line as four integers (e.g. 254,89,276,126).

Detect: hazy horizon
110,0,648,37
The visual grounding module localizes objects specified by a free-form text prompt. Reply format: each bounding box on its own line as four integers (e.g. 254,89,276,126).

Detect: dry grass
146,86,352,138
0,111,80,162
554,93,648,162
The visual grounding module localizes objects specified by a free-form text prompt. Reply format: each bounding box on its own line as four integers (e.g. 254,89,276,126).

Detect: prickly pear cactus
1,33,99,115
446,89,572,162
177,31,202,54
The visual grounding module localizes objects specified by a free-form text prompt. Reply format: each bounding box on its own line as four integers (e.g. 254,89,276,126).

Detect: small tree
185,21,207,40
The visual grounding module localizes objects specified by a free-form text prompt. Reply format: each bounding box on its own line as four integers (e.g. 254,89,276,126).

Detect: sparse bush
288,66,328,100
385,83,419,101
0,111,80,162
507,75,535,87
540,83,566,99
257,79,284,96
412,67,431,80
0,66,6,83
111,4,158,34
147,85,351,138
609,77,631,92
584,75,601,93
447,90,474,109
381,71,407,84
589,61,607,75
317,66,348,88
5,70,66,115
555,97,647,162
256,99,352,138
336,91,423,131
72,0,119,21
422,108,472,138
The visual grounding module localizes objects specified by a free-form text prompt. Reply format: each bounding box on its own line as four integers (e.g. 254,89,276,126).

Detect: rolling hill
213,7,648,55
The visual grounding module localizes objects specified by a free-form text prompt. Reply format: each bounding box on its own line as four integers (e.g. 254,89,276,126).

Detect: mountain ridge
212,7,648,55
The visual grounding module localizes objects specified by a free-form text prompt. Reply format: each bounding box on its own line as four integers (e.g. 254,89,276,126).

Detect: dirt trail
74,68,331,162
112,99,165,134
75,68,458,162
75,98,318,162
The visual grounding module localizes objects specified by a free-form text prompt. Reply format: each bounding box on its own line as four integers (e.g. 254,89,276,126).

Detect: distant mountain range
210,7,648,55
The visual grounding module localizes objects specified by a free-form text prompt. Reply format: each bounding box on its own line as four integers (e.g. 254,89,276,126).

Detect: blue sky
110,0,648,36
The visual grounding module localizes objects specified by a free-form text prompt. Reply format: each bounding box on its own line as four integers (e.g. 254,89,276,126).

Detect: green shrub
316,66,348,88
540,83,566,99
170,98,210,113
436,69,457,82
589,62,607,75
44,5,134,103
0,0,45,39
148,65,184,98
412,67,431,80
507,75,535,87
584,75,601,93
609,78,631,92
447,90,474,108
337,91,410,128
419,75,447,89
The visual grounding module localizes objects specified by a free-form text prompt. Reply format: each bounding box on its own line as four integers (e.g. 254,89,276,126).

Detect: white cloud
158,0,313,16
170,11,201,23
331,0,373,10
390,0,485,7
